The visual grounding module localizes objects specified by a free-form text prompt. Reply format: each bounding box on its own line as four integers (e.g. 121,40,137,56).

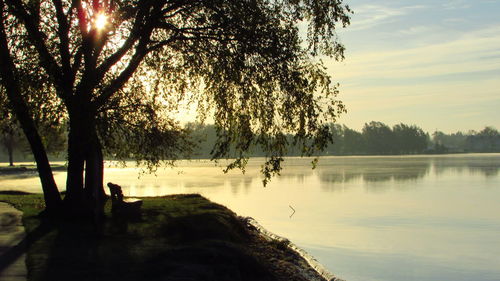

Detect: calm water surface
1,154,500,281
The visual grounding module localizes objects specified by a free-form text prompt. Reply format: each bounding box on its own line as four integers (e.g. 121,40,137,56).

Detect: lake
1,154,500,281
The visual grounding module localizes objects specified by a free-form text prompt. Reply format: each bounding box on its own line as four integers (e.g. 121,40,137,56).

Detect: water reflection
317,155,499,186
308,245,500,281
317,170,363,184
279,169,314,183
2,155,500,281
317,158,431,193
432,155,500,177
1,154,499,193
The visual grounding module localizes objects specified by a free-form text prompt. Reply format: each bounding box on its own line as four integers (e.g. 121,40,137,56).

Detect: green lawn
0,192,323,281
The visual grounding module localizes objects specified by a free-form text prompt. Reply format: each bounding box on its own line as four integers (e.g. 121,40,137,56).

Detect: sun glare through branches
94,13,108,31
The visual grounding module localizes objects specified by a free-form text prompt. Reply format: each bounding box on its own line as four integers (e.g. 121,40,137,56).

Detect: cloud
348,4,427,31
397,25,433,35
328,25,500,86
442,0,471,10
326,22,500,132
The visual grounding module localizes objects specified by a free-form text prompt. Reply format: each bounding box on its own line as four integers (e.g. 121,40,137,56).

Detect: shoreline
243,217,344,281
1,152,500,167
0,192,337,281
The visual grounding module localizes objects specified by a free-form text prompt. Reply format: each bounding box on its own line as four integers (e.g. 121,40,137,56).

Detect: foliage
0,45,67,163
0,100,67,163
362,121,394,155
1,0,352,206
392,123,428,154
432,127,500,153
464,127,500,153
432,131,467,152
187,121,433,156
0,111,25,164
340,125,365,155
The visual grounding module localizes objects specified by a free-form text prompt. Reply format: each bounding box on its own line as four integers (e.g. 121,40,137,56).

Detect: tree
362,121,393,155
0,98,67,165
465,126,500,152
326,123,344,155
0,112,23,166
432,130,467,152
0,0,351,217
1,94,21,165
342,125,365,154
0,18,63,211
392,123,427,154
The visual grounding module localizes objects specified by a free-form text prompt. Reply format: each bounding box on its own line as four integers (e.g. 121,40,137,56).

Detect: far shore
1,152,500,172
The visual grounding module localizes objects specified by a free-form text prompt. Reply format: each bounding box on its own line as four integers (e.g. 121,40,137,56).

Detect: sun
94,13,108,31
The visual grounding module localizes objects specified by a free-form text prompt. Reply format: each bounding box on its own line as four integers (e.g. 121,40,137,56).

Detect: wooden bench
107,182,143,217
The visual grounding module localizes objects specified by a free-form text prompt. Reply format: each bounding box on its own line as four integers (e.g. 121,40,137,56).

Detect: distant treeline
432,126,500,153
2,121,500,163
187,122,500,157
327,122,428,155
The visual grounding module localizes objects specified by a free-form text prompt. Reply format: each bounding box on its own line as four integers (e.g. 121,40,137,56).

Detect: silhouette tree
465,127,500,152
392,123,427,154
0,0,351,217
0,95,67,165
0,112,22,166
342,125,365,154
362,121,393,154
326,123,344,155
432,130,467,152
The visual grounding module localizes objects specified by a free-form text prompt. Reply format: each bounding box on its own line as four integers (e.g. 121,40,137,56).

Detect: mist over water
2,154,500,281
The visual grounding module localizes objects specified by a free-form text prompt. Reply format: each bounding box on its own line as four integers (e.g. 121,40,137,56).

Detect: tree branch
52,0,73,91
93,0,168,107
94,3,150,83
0,0,62,208
5,0,65,98
93,42,148,108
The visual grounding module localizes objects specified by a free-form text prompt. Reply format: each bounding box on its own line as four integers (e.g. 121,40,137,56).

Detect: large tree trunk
0,14,62,212
64,107,90,216
65,107,106,218
84,127,106,219
64,120,86,213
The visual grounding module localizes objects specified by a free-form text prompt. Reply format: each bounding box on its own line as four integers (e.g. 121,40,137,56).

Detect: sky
325,0,500,133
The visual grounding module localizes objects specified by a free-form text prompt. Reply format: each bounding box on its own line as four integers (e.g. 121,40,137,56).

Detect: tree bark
65,106,106,218
64,111,87,214
0,10,62,212
84,127,106,219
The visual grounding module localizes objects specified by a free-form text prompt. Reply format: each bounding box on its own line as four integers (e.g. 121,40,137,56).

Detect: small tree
1,0,351,217
0,101,67,165
0,112,22,166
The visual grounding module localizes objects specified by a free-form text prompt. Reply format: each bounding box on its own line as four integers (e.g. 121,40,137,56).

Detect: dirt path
0,202,26,281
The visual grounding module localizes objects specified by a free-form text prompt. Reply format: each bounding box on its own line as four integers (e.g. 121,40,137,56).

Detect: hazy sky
326,0,500,133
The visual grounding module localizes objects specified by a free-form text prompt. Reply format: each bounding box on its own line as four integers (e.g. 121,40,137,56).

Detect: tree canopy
0,0,351,216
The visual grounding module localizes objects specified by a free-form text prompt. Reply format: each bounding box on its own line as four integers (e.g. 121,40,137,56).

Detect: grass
0,192,324,281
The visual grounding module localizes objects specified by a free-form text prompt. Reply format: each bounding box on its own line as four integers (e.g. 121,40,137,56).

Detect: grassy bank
0,192,326,281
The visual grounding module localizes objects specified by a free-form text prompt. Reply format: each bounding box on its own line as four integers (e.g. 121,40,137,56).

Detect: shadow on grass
0,216,54,276
27,194,275,281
